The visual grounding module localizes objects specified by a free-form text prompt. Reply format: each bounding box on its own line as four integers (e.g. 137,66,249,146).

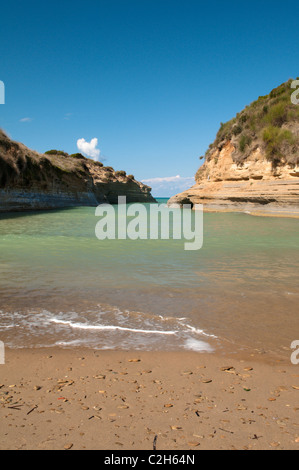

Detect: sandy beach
0,348,298,450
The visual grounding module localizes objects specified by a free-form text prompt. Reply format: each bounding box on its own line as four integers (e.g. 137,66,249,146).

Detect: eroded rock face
0,130,156,212
168,141,299,217
169,80,299,217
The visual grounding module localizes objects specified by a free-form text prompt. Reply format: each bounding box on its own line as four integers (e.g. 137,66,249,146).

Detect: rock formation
0,130,156,212
168,80,299,217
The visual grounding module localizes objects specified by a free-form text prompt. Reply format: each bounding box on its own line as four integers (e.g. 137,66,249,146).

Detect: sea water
0,199,298,357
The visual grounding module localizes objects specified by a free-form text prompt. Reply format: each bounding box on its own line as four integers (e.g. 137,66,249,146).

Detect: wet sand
0,348,298,450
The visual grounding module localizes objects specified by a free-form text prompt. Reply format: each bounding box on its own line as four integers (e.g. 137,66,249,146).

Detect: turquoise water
0,199,298,357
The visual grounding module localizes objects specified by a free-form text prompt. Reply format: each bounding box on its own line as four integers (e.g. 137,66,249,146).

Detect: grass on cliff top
203,79,299,168
45,149,69,157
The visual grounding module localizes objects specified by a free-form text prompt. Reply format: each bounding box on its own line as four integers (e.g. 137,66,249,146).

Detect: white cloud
141,175,195,197
19,117,32,123
77,137,101,161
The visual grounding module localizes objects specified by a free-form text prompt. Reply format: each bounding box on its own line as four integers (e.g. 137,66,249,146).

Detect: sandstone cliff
0,130,156,212
168,80,299,217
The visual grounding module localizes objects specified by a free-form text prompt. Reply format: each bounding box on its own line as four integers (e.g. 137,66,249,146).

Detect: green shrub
45,150,68,157
215,119,234,145
103,166,114,172
232,125,243,136
239,134,252,153
115,170,127,177
239,113,248,124
264,103,287,127
248,116,257,132
287,107,299,120
269,83,287,99
262,125,294,161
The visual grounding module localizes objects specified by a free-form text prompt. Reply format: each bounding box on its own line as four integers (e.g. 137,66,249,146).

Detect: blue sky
0,0,298,196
